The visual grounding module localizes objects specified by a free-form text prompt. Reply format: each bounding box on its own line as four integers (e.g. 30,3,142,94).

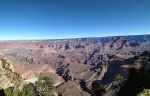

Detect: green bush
91,80,105,96
137,89,150,96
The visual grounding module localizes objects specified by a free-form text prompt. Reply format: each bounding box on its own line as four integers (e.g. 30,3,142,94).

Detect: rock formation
0,34,149,95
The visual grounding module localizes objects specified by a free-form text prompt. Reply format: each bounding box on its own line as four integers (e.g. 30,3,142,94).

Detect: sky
0,0,150,40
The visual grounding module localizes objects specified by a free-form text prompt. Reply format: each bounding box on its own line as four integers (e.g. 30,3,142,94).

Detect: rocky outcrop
0,58,23,89
39,72,64,86
101,51,150,85
21,70,35,79
57,80,90,96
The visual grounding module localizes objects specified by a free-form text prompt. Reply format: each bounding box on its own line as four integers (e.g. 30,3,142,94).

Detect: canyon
0,34,150,96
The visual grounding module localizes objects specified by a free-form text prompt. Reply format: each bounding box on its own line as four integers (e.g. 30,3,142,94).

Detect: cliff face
0,35,150,95
0,58,23,89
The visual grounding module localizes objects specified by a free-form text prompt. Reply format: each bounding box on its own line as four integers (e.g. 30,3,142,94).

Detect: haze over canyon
0,34,150,96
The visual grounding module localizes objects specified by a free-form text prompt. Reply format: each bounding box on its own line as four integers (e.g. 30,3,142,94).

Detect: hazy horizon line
0,34,149,41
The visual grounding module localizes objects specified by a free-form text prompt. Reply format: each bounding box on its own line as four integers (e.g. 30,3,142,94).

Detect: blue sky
0,0,150,40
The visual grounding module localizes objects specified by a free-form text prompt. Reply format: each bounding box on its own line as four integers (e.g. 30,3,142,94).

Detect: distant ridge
0,34,150,41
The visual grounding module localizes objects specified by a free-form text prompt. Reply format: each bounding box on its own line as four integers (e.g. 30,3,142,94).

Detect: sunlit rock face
21,70,35,79
0,35,150,94
0,58,23,89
